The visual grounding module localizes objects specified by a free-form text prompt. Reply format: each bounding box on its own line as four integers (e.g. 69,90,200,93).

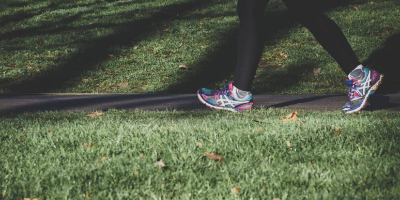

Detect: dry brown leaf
313,68,321,74
286,140,291,147
178,43,183,47
108,54,114,58
204,152,223,161
44,126,53,133
273,198,281,200
156,158,167,168
231,187,240,194
117,82,129,87
354,6,359,11
162,28,169,32
200,46,206,49
152,51,159,56
334,129,342,136
256,127,265,131
86,111,105,118
280,111,298,121
140,152,145,157
95,156,108,162
84,143,93,147
178,65,189,70
48,55,55,58
381,118,389,123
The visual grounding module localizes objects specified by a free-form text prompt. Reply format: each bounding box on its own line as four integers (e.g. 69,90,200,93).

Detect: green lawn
1,109,400,199
1,0,399,94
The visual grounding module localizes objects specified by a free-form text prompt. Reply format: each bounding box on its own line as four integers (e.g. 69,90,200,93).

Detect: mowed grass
1,0,399,94
1,109,400,199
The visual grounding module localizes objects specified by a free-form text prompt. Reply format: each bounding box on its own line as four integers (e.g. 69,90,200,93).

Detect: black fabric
234,0,361,91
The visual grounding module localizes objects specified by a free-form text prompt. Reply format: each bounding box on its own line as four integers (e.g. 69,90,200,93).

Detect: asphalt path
1,93,399,113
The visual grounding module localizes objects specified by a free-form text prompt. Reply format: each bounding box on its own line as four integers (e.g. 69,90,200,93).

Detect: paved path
1,94,399,113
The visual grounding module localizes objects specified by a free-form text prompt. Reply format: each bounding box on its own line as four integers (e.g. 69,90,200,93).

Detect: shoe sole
345,74,384,114
197,91,241,112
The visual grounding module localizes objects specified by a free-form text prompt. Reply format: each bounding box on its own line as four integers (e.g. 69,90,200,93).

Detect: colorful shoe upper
197,82,253,112
342,68,383,113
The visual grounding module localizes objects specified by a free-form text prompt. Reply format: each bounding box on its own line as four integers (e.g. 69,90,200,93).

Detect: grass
0,0,399,94
1,108,400,199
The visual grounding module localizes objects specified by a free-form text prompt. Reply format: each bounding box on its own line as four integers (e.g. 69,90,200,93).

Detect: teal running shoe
342,68,384,114
197,82,253,112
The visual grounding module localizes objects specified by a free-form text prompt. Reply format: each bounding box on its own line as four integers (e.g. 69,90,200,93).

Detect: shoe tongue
348,74,356,80
228,82,234,91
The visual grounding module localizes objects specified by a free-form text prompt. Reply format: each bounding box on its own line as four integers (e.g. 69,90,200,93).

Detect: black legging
234,0,361,91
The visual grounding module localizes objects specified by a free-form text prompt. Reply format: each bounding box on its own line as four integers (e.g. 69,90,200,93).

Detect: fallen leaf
84,143,93,147
204,152,223,161
108,54,114,58
168,52,172,57
44,126,53,133
200,46,206,49
178,43,183,47
279,52,287,57
178,65,189,70
162,28,169,32
231,187,240,194
310,162,315,167
96,157,108,162
117,82,129,87
334,129,342,136
313,68,321,74
273,198,281,200
48,55,55,58
280,111,298,121
256,127,265,131
354,6,359,11
152,51,159,56
140,152,145,157
381,118,389,123
286,140,291,147
156,158,167,168
86,111,105,118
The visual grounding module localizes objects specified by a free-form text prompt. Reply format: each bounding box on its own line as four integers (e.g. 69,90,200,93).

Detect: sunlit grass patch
1,109,400,199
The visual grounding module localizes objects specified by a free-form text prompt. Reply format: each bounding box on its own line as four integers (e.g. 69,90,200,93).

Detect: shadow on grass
4,0,218,93
364,33,400,94
3,0,393,97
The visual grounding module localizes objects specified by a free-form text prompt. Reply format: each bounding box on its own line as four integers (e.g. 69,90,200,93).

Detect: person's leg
197,0,269,112
282,0,361,75
233,0,270,92
283,0,383,114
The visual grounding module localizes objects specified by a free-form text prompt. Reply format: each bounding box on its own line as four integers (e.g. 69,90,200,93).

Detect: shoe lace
346,79,358,101
212,84,231,95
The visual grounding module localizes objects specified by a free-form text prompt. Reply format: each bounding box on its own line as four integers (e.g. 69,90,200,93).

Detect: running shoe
197,82,253,112
342,68,384,114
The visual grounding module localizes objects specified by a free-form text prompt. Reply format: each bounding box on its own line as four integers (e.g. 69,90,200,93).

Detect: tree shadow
2,0,391,95
364,33,400,94
4,0,218,93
